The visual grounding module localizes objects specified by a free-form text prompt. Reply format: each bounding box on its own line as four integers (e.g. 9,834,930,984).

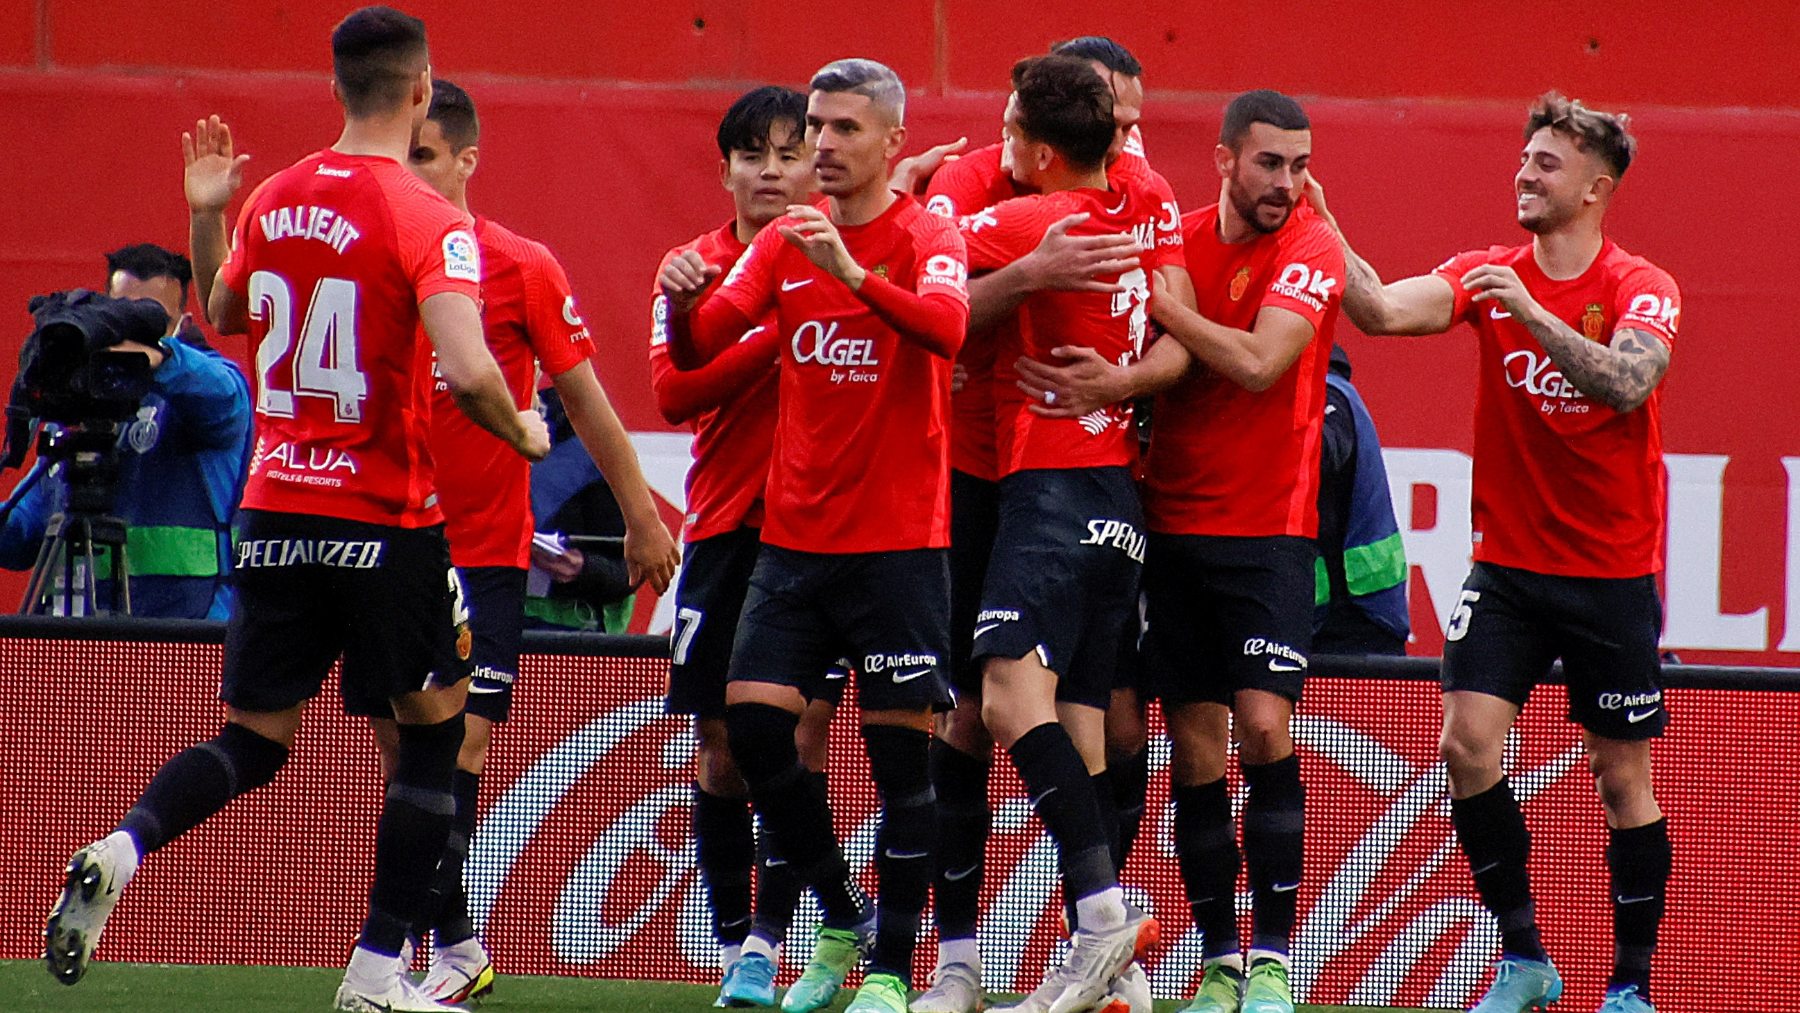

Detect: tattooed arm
1460,263,1671,412
1304,174,1456,336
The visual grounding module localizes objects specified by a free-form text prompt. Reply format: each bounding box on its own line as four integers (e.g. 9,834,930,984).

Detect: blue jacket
0,327,252,618
1315,370,1410,647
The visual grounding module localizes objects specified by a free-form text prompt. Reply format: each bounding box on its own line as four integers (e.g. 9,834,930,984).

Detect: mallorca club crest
1581,302,1606,341
1229,266,1251,301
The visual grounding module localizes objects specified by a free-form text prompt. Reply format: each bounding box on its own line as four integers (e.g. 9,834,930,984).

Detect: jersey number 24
250,270,369,423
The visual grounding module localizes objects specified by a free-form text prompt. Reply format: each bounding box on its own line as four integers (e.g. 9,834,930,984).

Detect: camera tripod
19,508,132,616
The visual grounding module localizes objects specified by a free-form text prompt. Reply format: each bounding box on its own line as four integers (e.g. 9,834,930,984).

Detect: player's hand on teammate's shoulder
1301,172,1339,232
778,204,865,289
1025,213,1140,294
1461,263,1540,319
514,408,552,462
1016,345,1128,418
660,250,721,313
891,136,968,194
623,519,680,595
182,114,250,214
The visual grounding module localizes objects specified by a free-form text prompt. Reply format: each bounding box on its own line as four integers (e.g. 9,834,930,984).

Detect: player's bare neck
331,116,413,165
1532,223,1605,281
1039,165,1109,196
831,180,897,227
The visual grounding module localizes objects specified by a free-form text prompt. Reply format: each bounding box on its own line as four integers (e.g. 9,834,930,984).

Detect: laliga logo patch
442,230,480,282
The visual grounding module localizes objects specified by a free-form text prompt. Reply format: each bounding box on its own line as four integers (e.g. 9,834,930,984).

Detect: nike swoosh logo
1271,882,1300,893
892,668,931,684
1267,659,1305,673
1106,196,1128,215
1616,894,1656,905
944,864,980,882
825,670,848,680
1027,786,1059,807
781,278,813,291
1471,861,1501,875
468,685,505,694
1490,306,1512,319
1626,708,1659,723
720,916,752,928
884,848,930,860
973,622,1002,638
763,857,788,868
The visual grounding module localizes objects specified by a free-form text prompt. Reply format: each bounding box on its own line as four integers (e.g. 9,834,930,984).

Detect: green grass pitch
0,960,1443,1012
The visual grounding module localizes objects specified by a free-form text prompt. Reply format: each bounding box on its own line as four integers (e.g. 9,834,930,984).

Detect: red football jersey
1144,202,1344,538
924,143,1181,482
713,194,969,553
962,186,1170,474
224,150,479,527
430,217,595,568
1432,240,1680,578
649,223,780,543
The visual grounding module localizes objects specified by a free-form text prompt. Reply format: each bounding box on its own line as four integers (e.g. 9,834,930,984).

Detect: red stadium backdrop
2,635,1796,1011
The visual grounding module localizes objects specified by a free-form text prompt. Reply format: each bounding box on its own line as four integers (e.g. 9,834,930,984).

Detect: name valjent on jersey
258,204,362,255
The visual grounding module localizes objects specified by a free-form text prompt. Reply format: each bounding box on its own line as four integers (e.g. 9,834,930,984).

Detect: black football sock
119,722,288,854
863,725,936,986
694,784,755,949
1173,778,1240,960
1607,818,1671,998
429,769,481,947
1241,754,1305,955
750,780,810,948
727,704,867,929
362,715,463,956
930,738,991,944
1008,723,1117,907
1451,777,1547,962
1110,747,1150,869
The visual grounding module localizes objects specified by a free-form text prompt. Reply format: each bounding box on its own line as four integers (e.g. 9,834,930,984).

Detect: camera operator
0,244,252,618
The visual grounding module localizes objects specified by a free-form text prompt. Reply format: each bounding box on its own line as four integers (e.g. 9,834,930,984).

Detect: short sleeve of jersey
715,223,780,321
1612,263,1681,347
1431,249,1499,324
218,176,278,296
925,153,1003,219
522,245,595,374
1143,167,1184,254
392,195,481,305
912,213,972,305
1262,221,1347,330
959,198,1050,274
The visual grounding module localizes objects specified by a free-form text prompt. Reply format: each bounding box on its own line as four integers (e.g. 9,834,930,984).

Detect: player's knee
725,703,801,788
1235,716,1293,765
1438,724,1501,783
457,715,493,774
794,704,834,773
1104,690,1148,757
1587,741,1654,813
861,724,933,807
212,721,290,794
696,720,747,795
393,714,465,793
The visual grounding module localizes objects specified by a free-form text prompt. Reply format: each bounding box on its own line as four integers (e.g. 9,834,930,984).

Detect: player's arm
651,324,780,425
549,360,680,593
183,115,252,334
1149,277,1317,393
421,293,550,460
891,136,968,194
1461,264,1673,412
966,213,1144,334
1015,333,1191,418
660,254,762,371
779,204,967,358
1304,174,1455,337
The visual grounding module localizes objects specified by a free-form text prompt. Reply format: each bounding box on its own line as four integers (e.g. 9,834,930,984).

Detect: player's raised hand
1301,171,1338,230
1023,213,1141,293
1462,263,1540,319
515,408,552,462
892,136,968,194
623,517,681,594
778,204,863,287
660,250,720,312
182,115,251,214
1016,345,1129,418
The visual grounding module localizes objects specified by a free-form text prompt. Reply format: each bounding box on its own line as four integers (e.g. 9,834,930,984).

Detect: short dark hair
1525,91,1635,177
1220,89,1310,149
717,85,809,158
331,6,429,118
809,58,906,123
105,244,193,302
427,77,479,150
1010,55,1115,171
1050,36,1142,77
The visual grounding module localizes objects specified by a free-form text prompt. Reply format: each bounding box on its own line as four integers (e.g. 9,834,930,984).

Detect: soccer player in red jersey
1313,93,1677,1013
956,54,1172,1013
333,77,677,1005
1021,90,1342,1013
660,58,968,1013
41,9,548,1013
648,85,843,1007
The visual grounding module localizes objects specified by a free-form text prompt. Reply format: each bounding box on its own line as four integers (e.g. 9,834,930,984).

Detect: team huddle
40,7,1680,1013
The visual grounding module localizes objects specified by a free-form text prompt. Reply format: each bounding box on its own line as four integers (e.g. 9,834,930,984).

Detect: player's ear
1214,143,1234,179
885,123,908,162
458,144,479,181
718,156,732,191
329,78,345,110
1588,172,1616,206
416,69,432,109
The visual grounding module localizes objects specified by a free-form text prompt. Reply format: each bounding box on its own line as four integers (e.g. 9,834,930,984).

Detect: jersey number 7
250,270,369,423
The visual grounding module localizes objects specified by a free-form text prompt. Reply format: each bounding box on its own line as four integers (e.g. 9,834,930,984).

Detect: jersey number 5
250,271,369,423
